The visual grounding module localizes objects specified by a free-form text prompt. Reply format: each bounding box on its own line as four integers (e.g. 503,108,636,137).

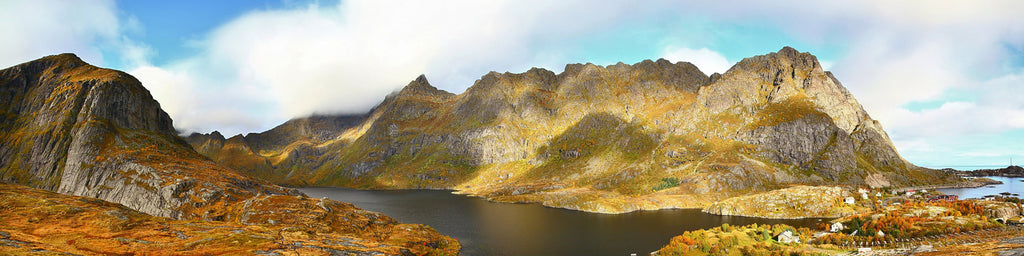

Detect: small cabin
844,197,855,205
776,230,800,244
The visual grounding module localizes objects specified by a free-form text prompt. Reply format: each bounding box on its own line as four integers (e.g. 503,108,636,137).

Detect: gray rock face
740,115,861,182
0,54,295,219
59,162,187,218
698,46,909,183
0,53,173,190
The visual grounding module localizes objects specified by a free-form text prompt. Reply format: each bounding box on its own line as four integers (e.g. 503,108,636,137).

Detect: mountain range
186,47,959,213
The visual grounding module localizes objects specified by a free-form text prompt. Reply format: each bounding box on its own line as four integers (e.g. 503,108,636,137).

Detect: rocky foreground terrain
0,183,457,255
188,47,960,213
659,194,1024,255
0,54,457,255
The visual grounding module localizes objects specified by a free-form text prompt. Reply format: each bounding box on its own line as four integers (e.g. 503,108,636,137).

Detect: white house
830,222,845,233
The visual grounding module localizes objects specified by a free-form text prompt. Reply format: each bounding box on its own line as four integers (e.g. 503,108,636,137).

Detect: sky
2,0,1024,167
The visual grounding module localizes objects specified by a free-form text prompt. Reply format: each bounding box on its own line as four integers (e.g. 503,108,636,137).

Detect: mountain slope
189,47,959,213
0,54,457,254
0,53,292,218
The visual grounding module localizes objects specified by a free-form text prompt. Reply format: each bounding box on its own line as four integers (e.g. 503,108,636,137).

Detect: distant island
947,165,1024,178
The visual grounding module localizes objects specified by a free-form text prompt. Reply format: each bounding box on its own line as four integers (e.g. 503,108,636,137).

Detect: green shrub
653,177,680,191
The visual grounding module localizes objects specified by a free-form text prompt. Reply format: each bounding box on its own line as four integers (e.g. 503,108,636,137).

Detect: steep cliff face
190,48,959,213
0,53,298,218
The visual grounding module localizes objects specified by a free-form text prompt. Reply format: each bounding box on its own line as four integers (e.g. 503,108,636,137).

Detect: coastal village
657,167,1024,255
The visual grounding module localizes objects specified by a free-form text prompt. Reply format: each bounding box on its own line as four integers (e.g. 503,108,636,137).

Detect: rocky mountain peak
724,46,823,81
210,130,225,140
554,59,710,94
397,74,453,98
226,134,247,143
777,46,801,57
22,53,88,72
699,47,872,134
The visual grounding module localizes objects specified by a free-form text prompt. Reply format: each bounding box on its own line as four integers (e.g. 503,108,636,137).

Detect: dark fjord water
299,187,828,256
937,176,1024,199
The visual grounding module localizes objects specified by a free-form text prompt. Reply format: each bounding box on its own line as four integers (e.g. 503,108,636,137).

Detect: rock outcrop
978,201,1022,220
702,186,865,219
189,47,960,213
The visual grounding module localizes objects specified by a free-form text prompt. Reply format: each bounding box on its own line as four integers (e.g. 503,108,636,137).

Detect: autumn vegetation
658,223,829,256
659,196,1013,256
0,182,459,255
814,199,1000,246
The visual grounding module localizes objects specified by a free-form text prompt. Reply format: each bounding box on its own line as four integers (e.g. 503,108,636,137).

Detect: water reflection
299,187,827,256
937,176,1024,199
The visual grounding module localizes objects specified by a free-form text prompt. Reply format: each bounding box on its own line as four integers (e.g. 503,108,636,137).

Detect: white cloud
661,47,732,75
661,0,1024,165
134,0,636,135
834,40,964,121
0,0,123,67
129,65,268,133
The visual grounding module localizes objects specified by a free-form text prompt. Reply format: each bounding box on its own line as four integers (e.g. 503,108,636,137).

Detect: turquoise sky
2,0,1024,167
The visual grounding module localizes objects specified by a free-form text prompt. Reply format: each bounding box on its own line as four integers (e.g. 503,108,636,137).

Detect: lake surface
299,187,828,256
937,176,1024,199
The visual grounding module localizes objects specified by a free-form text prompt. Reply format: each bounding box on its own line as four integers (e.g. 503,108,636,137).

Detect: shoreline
892,178,1003,193
290,177,1003,217
966,174,1024,178
295,185,709,214
700,211,843,220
